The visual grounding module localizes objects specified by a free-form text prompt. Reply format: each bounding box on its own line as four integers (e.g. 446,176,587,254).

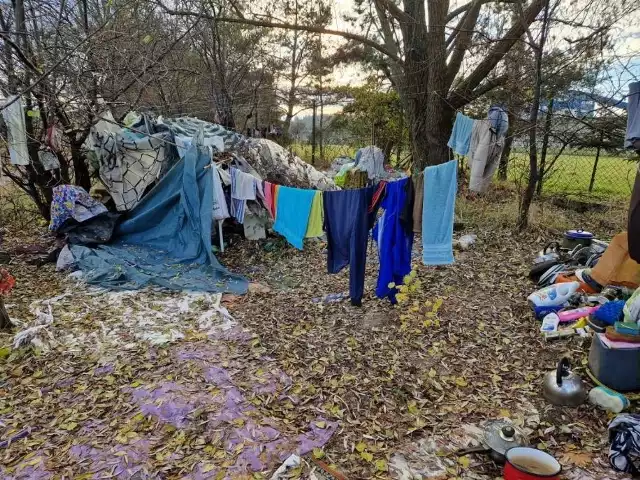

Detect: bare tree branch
449,0,546,107
155,2,403,63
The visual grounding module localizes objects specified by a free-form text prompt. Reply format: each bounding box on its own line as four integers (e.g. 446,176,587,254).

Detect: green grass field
505,151,637,199
291,142,637,200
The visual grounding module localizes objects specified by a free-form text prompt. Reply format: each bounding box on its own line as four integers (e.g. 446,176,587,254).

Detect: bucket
503,447,561,480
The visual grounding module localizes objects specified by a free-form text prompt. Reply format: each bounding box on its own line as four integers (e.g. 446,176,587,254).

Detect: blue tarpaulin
70,144,248,294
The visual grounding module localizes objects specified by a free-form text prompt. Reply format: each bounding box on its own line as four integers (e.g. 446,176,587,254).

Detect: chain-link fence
290,135,637,203
500,143,637,202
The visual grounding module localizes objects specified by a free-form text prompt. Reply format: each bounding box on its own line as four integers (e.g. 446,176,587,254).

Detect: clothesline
216,159,459,306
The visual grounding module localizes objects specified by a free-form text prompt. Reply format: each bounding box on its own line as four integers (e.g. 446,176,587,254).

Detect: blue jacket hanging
373,177,414,303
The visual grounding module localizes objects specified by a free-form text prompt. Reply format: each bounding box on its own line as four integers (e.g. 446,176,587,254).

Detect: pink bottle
557,305,600,323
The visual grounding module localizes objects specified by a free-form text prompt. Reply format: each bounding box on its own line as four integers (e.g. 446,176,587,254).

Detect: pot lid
565,229,593,239
482,420,526,455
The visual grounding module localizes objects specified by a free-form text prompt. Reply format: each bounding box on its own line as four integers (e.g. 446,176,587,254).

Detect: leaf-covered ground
0,197,633,479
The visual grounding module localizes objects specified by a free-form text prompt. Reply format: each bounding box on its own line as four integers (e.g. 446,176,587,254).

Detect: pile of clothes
447,106,508,193
332,146,404,188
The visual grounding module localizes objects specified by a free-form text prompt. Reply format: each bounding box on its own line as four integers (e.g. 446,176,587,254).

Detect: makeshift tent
71,143,248,294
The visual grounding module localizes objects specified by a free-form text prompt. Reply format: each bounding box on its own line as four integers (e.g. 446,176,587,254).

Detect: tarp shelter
71,143,248,294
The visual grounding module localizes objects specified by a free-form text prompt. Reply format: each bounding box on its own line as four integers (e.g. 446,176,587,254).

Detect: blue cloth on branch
447,112,474,156
70,144,248,294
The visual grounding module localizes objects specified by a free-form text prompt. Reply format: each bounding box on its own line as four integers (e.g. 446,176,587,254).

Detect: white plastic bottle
540,313,560,332
528,281,580,308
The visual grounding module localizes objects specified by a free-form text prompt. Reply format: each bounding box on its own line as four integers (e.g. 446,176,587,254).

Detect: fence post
311,99,317,165
589,131,603,192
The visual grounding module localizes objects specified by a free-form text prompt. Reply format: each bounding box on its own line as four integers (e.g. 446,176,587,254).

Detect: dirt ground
0,192,634,479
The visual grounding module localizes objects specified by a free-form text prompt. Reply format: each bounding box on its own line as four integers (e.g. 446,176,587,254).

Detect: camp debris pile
526,228,640,476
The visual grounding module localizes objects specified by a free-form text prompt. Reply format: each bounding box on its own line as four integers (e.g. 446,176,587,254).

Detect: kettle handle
556,357,571,386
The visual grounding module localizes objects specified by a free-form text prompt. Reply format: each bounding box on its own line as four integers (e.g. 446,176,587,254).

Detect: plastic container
588,334,640,392
528,282,580,308
557,306,600,323
540,313,560,332
533,305,564,320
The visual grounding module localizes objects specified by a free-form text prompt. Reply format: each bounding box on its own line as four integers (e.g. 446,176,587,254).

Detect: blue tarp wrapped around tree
70,143,248,294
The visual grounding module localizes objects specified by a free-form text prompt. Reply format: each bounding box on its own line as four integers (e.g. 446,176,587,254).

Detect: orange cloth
273,186,280,220
555,274,598,294
590,232,640,288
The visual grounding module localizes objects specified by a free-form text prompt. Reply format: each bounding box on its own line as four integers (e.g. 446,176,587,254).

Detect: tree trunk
71,141,91,192
517,0,550,231
498,110,515,180
0,296,12,331
537,96,554,195
405,93,454,171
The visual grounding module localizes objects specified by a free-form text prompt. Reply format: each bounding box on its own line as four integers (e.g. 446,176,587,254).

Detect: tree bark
70,141,91,192
0,297,13,331
497,109,515,180
537,96,554,195
517,0,551,231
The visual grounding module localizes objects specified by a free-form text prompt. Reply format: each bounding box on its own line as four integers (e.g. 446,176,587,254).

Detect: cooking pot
542,358,586,407
458,420,526,464
504,447,561,479
562,229,593,250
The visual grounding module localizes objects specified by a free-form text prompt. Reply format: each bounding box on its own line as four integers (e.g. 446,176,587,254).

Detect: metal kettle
542,357,587,406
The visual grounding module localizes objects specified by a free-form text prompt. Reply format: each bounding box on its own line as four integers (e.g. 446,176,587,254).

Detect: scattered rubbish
558,305,600,323
589,386,629,413
542,358,586,407
504,447,561,479
528,282,581,310
248,282,272,294
457,420,526,464
12,302,56,351
543,329,579,341
541,313,560,333
0,427,32,449
139,329,185,346
454,234,477,250
312,292,348,304
388,438,449,479
309,458,349,480
55,245,75,271
269,454,301,479
609,414,640,474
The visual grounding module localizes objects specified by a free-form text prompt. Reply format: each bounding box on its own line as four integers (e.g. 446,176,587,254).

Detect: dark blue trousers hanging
374,177,414,303
323,186,377,306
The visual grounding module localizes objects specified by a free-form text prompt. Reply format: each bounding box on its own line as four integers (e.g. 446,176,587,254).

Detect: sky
299,0,640,118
